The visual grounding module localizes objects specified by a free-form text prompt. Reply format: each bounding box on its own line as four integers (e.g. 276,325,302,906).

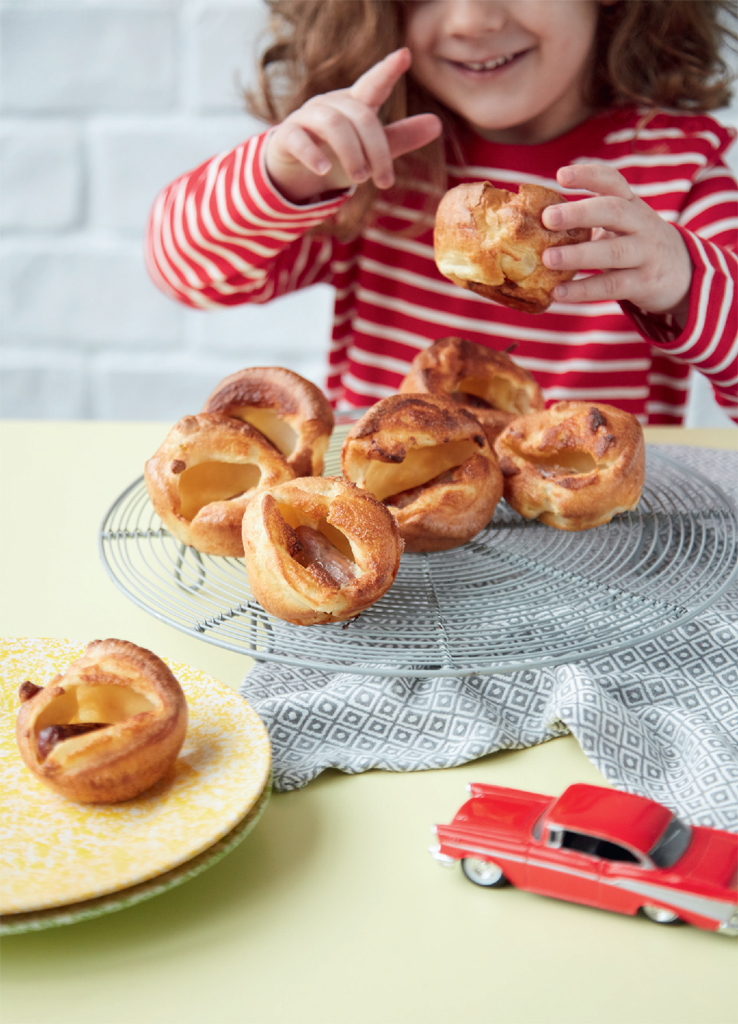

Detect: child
146,0,738,424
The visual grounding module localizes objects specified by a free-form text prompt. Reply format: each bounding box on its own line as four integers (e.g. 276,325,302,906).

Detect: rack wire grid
100,428,738,678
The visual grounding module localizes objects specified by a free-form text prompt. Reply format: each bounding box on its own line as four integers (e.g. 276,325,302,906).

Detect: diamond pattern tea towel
240,446,738,832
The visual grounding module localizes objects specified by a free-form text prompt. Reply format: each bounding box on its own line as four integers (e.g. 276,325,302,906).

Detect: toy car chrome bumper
717,909,738,936
428,844,457,867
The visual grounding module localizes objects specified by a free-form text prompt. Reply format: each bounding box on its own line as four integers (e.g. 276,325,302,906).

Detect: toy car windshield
649,816,692,868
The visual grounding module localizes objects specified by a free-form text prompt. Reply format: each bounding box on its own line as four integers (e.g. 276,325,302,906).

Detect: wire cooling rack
100,431,738,678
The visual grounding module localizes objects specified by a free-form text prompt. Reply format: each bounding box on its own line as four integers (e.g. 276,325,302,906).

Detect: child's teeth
465,56,511,71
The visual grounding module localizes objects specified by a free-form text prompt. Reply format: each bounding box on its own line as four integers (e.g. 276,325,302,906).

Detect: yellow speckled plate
0,637,271,918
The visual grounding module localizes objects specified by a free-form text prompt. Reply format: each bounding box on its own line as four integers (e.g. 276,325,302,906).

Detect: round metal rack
100,431,738,678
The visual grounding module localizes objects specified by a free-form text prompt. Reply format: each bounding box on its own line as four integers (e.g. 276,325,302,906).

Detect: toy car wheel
461,857,509,887
641,905,681,925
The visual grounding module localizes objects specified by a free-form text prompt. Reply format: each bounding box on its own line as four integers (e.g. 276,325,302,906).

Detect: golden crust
203,366,334,477
494,401,645,531
341,393,503,552
434,182,589,314
241,476,403,625
145,412,295,556
15,639,188,804
399,336,545,444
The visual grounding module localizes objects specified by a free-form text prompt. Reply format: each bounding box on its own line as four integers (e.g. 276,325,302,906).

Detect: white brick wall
0,0,736,424
0,0,334,421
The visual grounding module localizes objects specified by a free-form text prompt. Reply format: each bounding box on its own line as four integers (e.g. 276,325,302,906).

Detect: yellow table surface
1,422,736,1024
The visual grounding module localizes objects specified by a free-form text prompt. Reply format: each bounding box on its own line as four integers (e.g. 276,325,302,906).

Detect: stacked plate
0,637,271,934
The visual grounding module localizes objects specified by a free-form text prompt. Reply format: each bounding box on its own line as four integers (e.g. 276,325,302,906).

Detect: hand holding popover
434,181,588,313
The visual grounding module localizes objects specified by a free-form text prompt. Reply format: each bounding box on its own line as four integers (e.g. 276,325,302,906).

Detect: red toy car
430,782,738,935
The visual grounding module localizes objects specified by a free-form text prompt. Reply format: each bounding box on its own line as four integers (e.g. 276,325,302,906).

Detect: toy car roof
546,784,675,854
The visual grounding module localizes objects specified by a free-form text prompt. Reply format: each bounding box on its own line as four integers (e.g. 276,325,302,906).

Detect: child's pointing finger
384,114,442,160
349,47,413,112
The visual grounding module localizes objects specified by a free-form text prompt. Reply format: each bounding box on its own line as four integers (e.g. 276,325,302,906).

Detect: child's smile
406,0,602,145
445,47,531,77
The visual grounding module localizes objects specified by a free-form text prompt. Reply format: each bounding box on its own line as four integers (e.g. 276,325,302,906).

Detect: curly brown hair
246,0,737,236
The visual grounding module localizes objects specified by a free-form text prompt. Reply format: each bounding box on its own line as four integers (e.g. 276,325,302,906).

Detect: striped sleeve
145,130,344,309
622,159,738,423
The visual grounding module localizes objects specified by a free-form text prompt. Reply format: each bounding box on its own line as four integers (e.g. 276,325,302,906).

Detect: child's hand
265,48,442,204
541,164,692,322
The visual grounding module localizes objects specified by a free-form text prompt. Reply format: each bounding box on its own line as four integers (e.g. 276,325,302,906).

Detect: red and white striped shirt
147,106,738,424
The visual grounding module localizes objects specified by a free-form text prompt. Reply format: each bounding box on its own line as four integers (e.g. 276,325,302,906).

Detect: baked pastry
241,476,403,625
399,336,545,444
145,412,295,556
15,639,188,804
341,393,503,552
203,366,334,477
434,181,589,313
494,401,645,531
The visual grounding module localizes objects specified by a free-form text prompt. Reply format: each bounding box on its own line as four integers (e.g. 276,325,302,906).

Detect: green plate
1,774,271,935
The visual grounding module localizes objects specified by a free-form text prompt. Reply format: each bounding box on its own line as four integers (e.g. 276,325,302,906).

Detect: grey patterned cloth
240,446,738,831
